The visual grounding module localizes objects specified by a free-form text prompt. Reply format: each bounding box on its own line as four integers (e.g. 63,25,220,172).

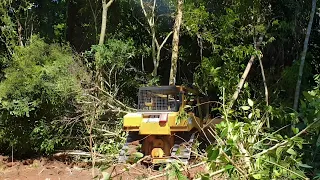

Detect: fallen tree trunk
229,35,264,109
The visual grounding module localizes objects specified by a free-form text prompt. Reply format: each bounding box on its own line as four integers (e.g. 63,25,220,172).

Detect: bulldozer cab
137,85,211,121
138,86,181,112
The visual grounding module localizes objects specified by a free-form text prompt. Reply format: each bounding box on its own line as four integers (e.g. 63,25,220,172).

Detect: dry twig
111,156,150,178
145,162,207,180
194,168,226,180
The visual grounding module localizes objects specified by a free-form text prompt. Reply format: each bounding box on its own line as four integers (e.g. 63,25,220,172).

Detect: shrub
0,36,83,156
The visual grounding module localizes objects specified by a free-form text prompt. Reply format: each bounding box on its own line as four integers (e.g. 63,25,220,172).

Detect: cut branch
254,118,320,157
221,150,247,177
111,156,150,178
258,53,270,128
146,162,207,180
194,168,226,180
95,86,136,112
261,159,308,179
53,150,106,158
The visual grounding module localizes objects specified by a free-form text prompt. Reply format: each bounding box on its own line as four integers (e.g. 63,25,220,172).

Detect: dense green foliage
0,36,82,156
0,0,319,179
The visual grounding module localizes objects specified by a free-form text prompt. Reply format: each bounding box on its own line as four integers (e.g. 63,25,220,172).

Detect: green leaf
248,113,253,119
205,144,214,152
224,164,234,170
296,141,303,149
292,127,299,134
241,106,250,111
252,174,262,179
273,169,280,177
316,134,320,147
272,20,279,26
132,152,144,159
176,147,181,155
200,174,210,180
101,172,111,180
302,91,313,101
298,163,313,169
227,139,234,145
248,98,254,107
300,100,306,109
275,134,283,140
255,109,261,118
208,149,219,161
244,82,249,88
276,147,283,160
286,148,296,156
220,129,228,138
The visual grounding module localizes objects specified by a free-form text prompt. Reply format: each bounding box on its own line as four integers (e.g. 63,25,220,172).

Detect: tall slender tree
293,0,317,110
98,0,114,89
99,0,114,45
140,0,173,76
169,0,183,85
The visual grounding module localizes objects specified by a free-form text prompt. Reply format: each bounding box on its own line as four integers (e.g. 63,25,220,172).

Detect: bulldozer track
118,131,197,165
169,131,196,164
118,132,145,163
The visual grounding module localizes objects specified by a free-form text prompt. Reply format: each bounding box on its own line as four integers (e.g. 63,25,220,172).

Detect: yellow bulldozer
118,85,222,164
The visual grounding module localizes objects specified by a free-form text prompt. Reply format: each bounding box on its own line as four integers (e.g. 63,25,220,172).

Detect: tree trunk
17,19,24,47
151,27,157,76
258,54,270,128
169,0,183,85
99,0,114,45
98,0,114,89
156,31,173,74
140,0,157,76
293,0,317,111
258,54,268,106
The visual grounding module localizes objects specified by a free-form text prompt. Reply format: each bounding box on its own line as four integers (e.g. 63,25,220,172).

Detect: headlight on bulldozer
151,148,165,158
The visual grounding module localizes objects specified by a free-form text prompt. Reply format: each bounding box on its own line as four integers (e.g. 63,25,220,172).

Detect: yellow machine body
123,112,200,135
123,86,204,134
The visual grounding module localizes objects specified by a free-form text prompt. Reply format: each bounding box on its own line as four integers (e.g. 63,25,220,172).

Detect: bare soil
0,155,226,180
0,155,99,180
